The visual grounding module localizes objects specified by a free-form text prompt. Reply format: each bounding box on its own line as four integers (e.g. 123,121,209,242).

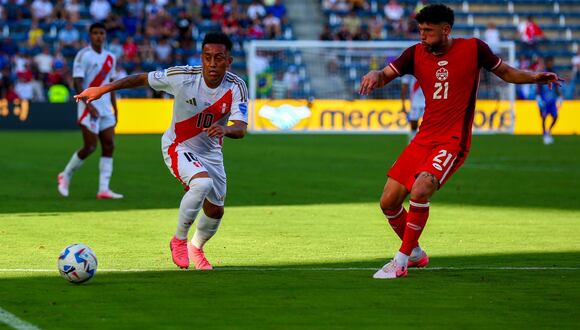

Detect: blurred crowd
0,0,289,102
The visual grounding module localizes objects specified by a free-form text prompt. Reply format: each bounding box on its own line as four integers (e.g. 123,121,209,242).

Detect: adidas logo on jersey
186,98,197,106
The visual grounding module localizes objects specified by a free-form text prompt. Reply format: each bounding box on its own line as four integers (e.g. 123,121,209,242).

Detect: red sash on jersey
168,89,233,189
89,54,114,87
412,80,420,94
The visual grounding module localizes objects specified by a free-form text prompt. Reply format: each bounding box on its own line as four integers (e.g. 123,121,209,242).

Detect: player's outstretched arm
359,65,399,96
74,73,150,104
492,62,564,89
204,120,247,139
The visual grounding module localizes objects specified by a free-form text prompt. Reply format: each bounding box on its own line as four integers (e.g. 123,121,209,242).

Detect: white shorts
408,105,425,122
162,141,227,206
78,111,116,134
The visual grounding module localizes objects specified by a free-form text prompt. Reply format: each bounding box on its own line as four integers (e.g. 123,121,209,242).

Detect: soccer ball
57,243,98,284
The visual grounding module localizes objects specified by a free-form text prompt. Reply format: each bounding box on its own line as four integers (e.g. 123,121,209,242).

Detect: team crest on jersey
186,97,197,106
436,68,449,81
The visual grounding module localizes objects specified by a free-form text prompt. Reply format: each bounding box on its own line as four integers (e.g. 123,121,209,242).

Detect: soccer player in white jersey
57,23,123,199
73,32,248,270
400,75,425,143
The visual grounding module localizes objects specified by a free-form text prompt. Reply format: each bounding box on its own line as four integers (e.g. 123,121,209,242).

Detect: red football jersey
389,38,501,151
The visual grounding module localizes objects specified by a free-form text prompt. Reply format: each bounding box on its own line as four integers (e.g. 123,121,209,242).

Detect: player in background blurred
74,32,248,270
400,75,425,143
359,4,562,279
536,56,562,145
57,22,122,199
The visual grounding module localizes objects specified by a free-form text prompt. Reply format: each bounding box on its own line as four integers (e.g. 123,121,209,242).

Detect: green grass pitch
0,132,579,329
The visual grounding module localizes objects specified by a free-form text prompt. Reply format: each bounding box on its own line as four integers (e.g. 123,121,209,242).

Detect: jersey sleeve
389,45,416,76
147,66,189,95
72,49,86,79
476,39,502,71
229,80,249,123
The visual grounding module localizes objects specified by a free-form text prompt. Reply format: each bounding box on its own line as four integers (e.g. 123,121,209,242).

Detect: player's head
89,22,106,49
415,4,454,53
201,31,233,88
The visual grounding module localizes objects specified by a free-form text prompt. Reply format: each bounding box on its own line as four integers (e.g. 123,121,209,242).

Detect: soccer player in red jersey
359,4,563,279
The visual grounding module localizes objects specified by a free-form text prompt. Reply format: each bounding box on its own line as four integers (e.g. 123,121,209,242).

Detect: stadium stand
0,0,294,101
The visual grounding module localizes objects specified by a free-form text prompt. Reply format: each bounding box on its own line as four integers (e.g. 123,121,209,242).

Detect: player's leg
96,122,123,199
546,106,558,144
188,159,227,270
380,178,408,240
58,124,98,197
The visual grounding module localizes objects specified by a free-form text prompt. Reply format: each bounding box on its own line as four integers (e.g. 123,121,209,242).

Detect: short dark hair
416,4,455,28
89,22,106,33
202,31,233,52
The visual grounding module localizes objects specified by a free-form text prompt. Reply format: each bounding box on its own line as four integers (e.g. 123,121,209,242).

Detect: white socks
410,246,423,260
98,157,113,193
395,251,409,267
63,152,85,178
175,178,213,240
192,213,222,249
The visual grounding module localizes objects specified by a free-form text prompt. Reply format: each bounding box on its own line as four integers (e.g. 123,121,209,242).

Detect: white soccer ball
57,243,98,284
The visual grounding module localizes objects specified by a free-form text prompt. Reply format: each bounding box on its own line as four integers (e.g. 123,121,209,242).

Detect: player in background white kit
57,23,123,199
74,32,248,270
400,75,425,143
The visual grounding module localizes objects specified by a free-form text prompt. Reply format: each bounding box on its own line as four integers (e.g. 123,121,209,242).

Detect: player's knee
411,172,438,200
188,177,213,196
102,141,115,154
82,144,97,155
205,205,224,219
380,198,400,214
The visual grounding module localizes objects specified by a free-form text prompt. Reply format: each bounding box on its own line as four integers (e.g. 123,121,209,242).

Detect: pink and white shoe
57,172,70,197
373,259,408,279
96,190,124,199
408,251,429,268
188,242,213,270
170,236,189,269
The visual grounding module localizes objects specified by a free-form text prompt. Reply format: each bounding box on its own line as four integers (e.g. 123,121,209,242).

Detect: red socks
384,205,407,240
400,199,430,255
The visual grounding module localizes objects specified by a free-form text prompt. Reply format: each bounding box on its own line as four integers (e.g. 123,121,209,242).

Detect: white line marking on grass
1,266,579,273
0,307,42,330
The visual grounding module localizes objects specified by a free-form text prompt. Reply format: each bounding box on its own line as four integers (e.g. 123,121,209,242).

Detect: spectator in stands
384,0,405,37
342,10,362,36
263,12,282,39
65,0,81,23
176,10,194,44
484,22,501,55
52,0,67,23
31,0,54,24
138,38,156,65
518,16,544,57
122,10,140,36
354,25,371,41
122,36,139,61
247,0,266,21
154,37,173,65
350,0,369,13
4,0,22,23
222,11,240,37
320,24,336,41
271,70,287,99
211,0,226,22
368,13,385,40
104,12,124,36
113,62,128,81
33,45,54,82
267,0,287,23
1,37,19,57
127,0,145,20
58,21,80,52
90,0,112,22
108,37,124,60
237,11,253,38
156,9,177,39
248,18,265,39
15,70,44,101
336,23,353,41
27,20,44,48
145,0,163,17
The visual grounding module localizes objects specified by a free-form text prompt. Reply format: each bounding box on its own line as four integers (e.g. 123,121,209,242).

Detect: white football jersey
73,46,117,115
148,66,248,155
401,75,425,109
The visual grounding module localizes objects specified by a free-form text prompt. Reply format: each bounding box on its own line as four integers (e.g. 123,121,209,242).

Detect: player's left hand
535,72,564,89
204,124,226,138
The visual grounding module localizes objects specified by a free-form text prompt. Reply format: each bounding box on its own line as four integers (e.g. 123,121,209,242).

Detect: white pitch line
0,307,42,330
0,266,579,273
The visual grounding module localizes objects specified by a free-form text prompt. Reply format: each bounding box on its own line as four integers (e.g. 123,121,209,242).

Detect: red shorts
387,141,468,191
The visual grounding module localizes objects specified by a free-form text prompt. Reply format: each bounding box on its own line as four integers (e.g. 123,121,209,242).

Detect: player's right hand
359,71,381,96
74,87,104,104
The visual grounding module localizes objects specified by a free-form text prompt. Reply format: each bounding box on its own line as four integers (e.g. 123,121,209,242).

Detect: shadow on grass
1,133,579,214
1,252,579,329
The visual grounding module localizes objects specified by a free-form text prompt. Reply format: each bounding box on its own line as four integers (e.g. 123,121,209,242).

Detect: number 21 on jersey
433,82,449,100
